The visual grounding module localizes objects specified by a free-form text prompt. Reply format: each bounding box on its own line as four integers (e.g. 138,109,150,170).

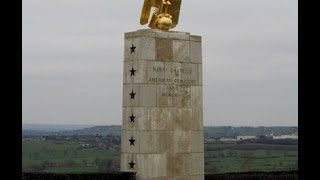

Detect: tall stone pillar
121,29,204,180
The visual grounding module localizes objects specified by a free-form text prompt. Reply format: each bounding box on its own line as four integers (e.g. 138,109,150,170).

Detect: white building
219,138,236,142
237,136,256,141
272,135,298,140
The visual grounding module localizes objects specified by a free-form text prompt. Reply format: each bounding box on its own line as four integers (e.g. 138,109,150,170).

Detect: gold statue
140,0,182,31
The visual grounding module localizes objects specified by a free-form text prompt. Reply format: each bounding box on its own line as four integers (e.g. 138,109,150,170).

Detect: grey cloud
23,0,298,126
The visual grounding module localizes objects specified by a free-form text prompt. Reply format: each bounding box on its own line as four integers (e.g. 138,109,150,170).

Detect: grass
22,140,297,174
205,148,298,173
22,140,119,170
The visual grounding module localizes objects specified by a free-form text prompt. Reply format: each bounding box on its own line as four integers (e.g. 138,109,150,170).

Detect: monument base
121,29,204,180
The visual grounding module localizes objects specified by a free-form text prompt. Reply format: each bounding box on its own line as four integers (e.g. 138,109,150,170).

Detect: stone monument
121,1,204,179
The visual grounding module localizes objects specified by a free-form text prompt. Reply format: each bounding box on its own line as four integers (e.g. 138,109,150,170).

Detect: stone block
146,61,166,84
124,37,139,61
173,130,191,153
148,154,167,177
190,41,202,63
123,107,149,131
123,84,139,107
124,60,147,84
159,131,174,153
120,153,138,172
191,86,202,108
198,64,202,85
155,31,190,40
156,38,173,61
181,63,198,86
191,131,204,153
124,37,155,61
171,153,190,176
182,108,192,130
122,107,126,130
162,108,174,131
190,175,205,180
139,84,157,107
140,37,156,60
121,130,140,153
191,108,203,130
190,35,201,42
173,85,191,108
172,108,183,130
148,107,166,130
139,131,158,153
189,153,204,175
175,176,193,180
164,62,182,84
173,40,190,62
157,85,173,107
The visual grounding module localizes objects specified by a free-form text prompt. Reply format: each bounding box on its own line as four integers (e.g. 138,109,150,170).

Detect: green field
204,143,298,173
22,140,119,173
22,140,297,173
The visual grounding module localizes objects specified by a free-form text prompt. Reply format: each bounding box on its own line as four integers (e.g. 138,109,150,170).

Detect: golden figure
140,0,182,31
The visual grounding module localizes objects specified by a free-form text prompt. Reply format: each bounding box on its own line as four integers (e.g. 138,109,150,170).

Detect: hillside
23,125,298,138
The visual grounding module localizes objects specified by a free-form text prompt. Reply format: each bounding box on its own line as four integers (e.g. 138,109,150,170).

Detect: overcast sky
22,0,298,126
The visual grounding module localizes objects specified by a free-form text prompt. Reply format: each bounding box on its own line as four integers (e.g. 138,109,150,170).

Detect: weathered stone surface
139,131,159,154
164,62,182,84
121,130,140,153
140,37,156,60
124,37,140,61
155,30,190,40
157,85,173,107
146,61,165,84
120,153,138,172
173,130,191,153
181,63,198,85
191,86,203,108
182,108,192,130
173,40,190,62
148,107,166,130
173,85,191,108
198,64,203,85
156,38,173,61
190,41,202,63
172,108,183,130
124,37,155,61
139,84,157,107
124,60,146,84
123,84,139,107
137,154,168,178
189,153,205,175
122,107,148,131
191,108,203,130
191,131,204,153
190,35,202,42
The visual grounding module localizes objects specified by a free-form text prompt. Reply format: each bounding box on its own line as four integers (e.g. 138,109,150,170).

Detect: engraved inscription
161,85,190,97
147,65,197,85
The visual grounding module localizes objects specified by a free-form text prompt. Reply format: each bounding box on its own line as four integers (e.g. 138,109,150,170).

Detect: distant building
204,138,217,143
272,134,298,140
81,143,90,148
237,136,256,141
219,138,236,142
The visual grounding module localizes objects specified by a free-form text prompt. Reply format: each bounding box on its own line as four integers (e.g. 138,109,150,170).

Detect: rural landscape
22,124,298,174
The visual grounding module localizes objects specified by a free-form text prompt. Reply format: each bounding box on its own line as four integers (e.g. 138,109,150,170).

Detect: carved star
129,90,136,100
130,44,136,54
129,113,136,123
129,161,135,169
130,67,136,77
129,136,135,146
